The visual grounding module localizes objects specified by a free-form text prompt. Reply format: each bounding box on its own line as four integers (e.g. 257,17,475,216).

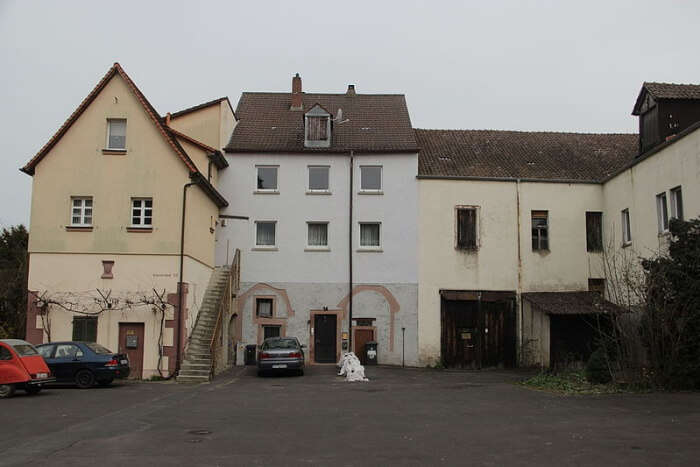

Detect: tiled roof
643,82,700,100
225,92,418,153
522,292,626,315
170,97,234,119
416,129,638,182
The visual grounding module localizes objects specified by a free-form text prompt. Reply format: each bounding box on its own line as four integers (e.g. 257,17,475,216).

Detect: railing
209,249,240,377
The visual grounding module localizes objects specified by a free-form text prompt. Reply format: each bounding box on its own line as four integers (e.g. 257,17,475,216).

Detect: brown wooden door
118,323,144,379
354,329,375,365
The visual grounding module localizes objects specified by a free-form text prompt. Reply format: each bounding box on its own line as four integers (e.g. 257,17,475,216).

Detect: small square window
256,298,274,318
360,166,382,191
255,221,276,247
670,186,683,221
70,197,93,226
308,166,329,191
307,222,328,247
131,198,153,227
256,166,278,191
107,119,126,150
359,223,381,248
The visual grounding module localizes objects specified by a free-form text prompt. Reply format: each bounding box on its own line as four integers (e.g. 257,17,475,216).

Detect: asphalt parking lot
2,365,700,466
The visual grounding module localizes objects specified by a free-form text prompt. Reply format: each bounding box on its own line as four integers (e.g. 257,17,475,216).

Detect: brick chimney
346,84,356,96
291,73,303,110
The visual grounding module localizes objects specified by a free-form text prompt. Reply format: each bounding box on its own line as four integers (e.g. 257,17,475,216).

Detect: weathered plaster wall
521,300,550,367
169,100,236,151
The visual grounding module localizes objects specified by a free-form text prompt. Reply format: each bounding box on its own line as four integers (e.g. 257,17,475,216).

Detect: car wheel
25,385,42,395
75,369,95,389
97,378,113,387
0,384,15,398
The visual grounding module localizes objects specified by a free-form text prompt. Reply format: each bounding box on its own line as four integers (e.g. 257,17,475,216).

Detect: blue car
36,341,130,388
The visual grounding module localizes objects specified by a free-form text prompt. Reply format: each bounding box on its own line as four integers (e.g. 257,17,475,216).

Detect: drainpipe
515,179,523,364
348,150,354,353
177,180,196,374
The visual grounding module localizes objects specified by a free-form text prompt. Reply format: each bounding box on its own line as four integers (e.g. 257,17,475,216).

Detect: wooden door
314,315,337,363
118,323,144,379
354,329,375,365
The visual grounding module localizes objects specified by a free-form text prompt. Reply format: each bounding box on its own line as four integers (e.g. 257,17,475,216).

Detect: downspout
177,180,196,375
515,179,523,364
348,150,354,353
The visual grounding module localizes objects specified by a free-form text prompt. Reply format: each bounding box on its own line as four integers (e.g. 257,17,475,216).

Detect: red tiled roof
225,92,419,154
643,82,700,100
416,129,638,183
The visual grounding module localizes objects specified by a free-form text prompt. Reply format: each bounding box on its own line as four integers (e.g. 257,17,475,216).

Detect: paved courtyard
1,366,700,466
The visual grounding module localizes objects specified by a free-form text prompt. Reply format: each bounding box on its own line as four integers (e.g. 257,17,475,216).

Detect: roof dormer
304,104,331,148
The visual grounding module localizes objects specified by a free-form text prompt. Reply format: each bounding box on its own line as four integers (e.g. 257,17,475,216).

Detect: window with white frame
671,186,684,221
70,197,93,226
255,221,276,247
621,209,632,244
308,166,329,192
256,298,273,318
359,222,381,248
307,222,328,248
131,198,152,227
656,192,669,233
531,210,549,251
360,166,382,191
256,166,278,191
107,119,126,150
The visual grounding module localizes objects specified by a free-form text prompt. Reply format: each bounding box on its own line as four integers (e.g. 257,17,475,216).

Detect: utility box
244,344,257,366
365,341,378,366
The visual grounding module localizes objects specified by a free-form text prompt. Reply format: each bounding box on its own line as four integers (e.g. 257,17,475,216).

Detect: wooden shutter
308,117,328,141
457,208,477,250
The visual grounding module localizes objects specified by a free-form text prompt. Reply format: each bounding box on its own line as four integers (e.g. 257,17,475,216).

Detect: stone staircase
176,265,230,383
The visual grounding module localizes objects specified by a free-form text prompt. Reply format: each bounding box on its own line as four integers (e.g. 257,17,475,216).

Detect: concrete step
179,368,211,377
186,351,211,359
181,362,211,371
176,375,209,383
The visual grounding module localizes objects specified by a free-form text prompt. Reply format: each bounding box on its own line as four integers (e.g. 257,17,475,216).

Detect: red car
0,339,55,398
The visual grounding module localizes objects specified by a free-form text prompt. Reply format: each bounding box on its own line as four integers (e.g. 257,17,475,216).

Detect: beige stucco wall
169,100,236,151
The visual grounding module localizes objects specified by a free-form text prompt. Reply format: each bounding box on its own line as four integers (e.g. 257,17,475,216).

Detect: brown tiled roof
225,92,418,153
522,292,626,315
416,129,638,182
643,82,700,100
170,97,234,119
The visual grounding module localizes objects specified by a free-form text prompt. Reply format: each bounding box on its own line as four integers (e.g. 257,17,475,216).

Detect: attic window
308,117,329,141
304,105,331,148
107,119,126,150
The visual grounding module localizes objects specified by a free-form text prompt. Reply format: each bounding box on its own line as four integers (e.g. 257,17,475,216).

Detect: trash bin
244,344,257,366
364,341,378,365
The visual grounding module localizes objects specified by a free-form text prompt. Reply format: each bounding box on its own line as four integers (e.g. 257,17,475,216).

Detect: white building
215,75,419,366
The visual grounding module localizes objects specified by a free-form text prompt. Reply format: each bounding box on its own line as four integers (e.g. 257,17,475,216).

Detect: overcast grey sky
2,0,699,228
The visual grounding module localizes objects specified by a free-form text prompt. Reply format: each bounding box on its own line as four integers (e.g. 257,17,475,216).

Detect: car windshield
12,344,38,356
86,343,113,355
262,338,298,350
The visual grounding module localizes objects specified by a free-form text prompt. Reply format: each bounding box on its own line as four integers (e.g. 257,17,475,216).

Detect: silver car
257,337,305,376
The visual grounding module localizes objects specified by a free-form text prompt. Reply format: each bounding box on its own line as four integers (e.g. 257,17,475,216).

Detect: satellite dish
335,108,343,121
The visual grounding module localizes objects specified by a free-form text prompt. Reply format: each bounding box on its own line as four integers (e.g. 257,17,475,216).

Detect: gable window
71,197,93,226
455,207,478,250
307,117,329,141
307,222,329,248
360,166,382,192
304,105,331,148
256,166,278,192
531,211,549,251
586,212,603,252
72,317,97,342
359,222,381,249
256,298,273,318
255,221,276,247
670,186,684,221
621,209,632,245
131,198,152,228
107,119,126,150
656,192,669,233
308,166,330,192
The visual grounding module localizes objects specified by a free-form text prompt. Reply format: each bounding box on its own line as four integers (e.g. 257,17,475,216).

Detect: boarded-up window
72,317,98,342
531,211,549,251
586,212,603,252
307,116,329,141
456,207,478,250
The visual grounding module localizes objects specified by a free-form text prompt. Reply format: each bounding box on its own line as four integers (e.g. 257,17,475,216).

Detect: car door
51,344,84,381
36,344,56,377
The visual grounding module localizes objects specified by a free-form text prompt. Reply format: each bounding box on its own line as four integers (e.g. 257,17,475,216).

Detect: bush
585,347,611,384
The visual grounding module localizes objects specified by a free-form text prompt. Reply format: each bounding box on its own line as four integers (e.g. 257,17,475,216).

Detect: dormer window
304,104,331,148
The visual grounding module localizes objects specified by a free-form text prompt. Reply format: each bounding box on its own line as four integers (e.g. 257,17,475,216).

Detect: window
308,166,329,192
307,222,328,247
107,119,126,150
131,198,153,227
256,166,278,191
531,211,549,251
70,197,93,226
656,192,669,233
456,207,478,250
37,345,55,359
588,278,606,297
307,116,329,141
255,221,276,247
360,166,382,191
586,212,603,252
54,344,84,359
256,298,273,318
671,186,684,221
621,209,632,244
72,317,97,342
359,222,381,248
0,346,12,361
263,325,281,339
304,105,332,148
